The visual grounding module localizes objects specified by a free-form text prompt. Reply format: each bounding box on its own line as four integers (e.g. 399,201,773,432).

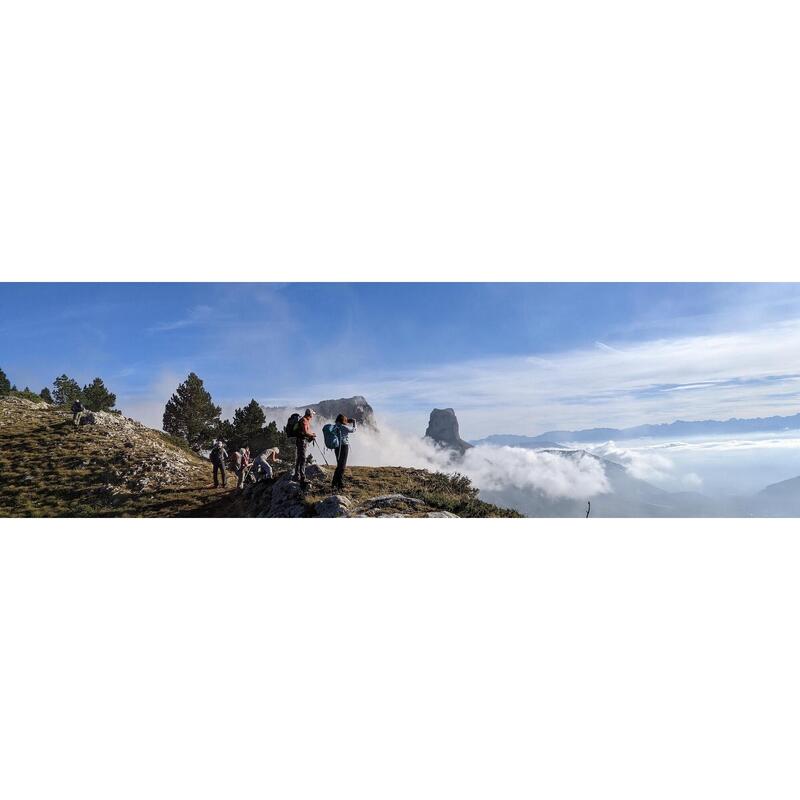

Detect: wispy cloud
300,318,800,438
147,304,214,333
595,341,623,354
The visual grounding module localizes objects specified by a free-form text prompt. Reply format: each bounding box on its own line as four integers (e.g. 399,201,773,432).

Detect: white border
3,1,800,796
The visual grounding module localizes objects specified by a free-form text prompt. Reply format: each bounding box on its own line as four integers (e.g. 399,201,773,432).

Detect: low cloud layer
583,433,800,495
329,418,611,501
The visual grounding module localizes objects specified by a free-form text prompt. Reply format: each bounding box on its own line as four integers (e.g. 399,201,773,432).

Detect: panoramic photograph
2,281,799,518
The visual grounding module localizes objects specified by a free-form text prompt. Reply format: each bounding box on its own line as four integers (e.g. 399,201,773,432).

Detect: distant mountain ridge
469,434,567,449
472,410,800,445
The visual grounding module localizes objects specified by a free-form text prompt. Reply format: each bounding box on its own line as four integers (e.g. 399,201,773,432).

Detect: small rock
315,495,352,518
361,494,424,508
305,464,327,481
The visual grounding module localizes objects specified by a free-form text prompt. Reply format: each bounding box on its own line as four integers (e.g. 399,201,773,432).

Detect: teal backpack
322,423,340,450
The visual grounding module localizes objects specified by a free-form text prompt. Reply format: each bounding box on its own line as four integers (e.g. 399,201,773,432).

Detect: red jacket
298,415,315,440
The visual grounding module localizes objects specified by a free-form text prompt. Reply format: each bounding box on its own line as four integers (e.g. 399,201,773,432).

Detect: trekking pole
313,438,330,466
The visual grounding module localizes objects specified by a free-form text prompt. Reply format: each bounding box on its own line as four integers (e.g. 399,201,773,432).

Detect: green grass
302,465,521,517
0,401,239,518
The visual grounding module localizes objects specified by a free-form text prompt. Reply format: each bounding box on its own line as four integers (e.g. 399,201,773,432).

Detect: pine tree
0,368,10,395
162,373,221,452
214,418,235,445
82,377,117,412
52,374,83,405
262,420,281,447
40,387,53,403
231,399,266,446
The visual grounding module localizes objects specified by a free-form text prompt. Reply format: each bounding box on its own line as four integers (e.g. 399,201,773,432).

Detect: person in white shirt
253,447,280,481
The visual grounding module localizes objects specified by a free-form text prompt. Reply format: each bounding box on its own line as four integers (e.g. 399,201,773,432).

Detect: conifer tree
82,377,117,412
52,374,83,405
231,399,266,445
162,373,221,452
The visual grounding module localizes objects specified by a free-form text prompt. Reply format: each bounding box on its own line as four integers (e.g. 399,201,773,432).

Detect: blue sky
2,282,800,437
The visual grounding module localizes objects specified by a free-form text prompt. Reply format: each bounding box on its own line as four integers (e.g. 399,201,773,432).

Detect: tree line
1,365,289,457
0,367,117,412
162,372,293,456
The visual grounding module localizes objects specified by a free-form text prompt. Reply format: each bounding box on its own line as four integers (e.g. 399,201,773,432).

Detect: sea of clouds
263,408,800,508
262,408,611,501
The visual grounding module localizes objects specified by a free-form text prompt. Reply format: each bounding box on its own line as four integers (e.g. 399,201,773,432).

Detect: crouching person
253,447,280,482
210,439,228,488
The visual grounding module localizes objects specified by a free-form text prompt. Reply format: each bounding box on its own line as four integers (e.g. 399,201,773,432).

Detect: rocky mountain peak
304,395,376,427
424,408,474,455
261,395,377,428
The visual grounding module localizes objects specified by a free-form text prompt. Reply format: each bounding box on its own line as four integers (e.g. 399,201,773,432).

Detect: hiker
234,446,251,489
331,414,356,492
210,439,228,488
253,447,280,481
71,399,85,426
292,408,316,486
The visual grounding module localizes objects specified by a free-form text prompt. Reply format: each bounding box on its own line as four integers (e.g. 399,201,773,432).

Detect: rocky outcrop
424,408,473,455
261,475,307,518
315,494,352,517
305,396,376,428
350,494,426,517
262,396,377,430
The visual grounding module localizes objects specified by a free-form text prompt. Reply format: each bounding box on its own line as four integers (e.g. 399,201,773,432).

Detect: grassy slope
0,399,519,518
0,401,237,518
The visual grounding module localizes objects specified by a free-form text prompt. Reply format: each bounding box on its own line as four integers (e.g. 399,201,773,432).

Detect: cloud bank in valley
329,418,612,501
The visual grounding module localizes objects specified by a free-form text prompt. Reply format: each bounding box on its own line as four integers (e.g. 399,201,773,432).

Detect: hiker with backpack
289,409,316,486
210,439,228,488
71,399,85,426
325,414,356,492
234,446,251,489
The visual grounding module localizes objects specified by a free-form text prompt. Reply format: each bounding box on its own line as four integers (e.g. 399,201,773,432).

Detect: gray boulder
304,464,327,482
262,474,308,518
315,495,352,518
352,494,427,517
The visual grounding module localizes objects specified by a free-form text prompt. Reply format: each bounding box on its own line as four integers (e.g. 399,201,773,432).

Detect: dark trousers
213,462,226,488
332,443,349,489
293,438,308,482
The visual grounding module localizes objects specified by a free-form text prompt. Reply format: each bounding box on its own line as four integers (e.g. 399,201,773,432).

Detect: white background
2,1,800,798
